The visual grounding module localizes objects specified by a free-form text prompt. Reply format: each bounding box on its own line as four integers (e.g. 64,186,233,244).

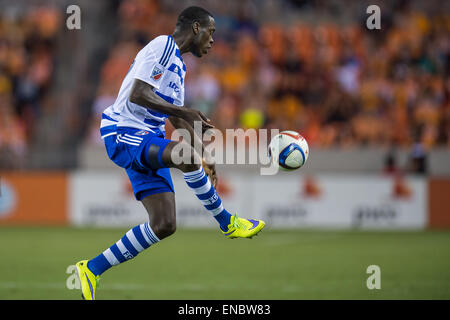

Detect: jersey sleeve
133,36,175,90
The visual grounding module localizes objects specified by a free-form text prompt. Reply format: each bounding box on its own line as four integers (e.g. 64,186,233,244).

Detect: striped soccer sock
183,167,232,231
87,222,160,276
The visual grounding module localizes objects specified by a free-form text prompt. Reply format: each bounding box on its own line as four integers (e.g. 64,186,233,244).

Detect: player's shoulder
149,35,170,46
143,35,176,67
145,35,172,54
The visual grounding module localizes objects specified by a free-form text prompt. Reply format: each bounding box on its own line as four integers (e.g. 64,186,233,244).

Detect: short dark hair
176,6,213,29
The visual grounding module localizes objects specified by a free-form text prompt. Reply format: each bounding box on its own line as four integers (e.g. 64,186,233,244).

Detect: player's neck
171,30,192,55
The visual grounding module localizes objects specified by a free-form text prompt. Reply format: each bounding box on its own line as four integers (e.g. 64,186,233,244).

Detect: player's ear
192,21,200,35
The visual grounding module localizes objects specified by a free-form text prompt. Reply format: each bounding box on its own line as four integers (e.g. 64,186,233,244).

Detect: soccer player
75,6,265,300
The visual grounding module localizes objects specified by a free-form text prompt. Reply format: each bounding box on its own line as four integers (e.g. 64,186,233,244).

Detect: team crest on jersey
151,66,163,80
136,130,150,136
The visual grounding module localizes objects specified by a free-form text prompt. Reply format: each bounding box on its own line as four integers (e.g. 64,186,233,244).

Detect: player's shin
87,222,160,276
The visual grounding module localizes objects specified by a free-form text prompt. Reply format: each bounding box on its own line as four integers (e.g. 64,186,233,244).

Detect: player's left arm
169,116,217,188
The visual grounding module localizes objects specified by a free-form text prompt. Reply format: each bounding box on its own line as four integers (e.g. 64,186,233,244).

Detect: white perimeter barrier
69,170,427,229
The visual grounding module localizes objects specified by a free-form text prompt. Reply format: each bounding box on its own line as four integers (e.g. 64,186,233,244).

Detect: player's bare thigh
141,192,176,240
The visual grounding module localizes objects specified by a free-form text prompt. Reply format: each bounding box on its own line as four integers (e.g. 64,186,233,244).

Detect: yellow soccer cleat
75,260,100,300
222,214,265,239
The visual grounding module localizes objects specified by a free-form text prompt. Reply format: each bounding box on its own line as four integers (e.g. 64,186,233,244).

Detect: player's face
192,16,215,58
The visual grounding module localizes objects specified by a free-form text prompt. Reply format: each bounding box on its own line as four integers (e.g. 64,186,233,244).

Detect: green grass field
0,227,449,300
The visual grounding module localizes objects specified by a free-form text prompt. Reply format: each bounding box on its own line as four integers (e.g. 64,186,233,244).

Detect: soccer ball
268,130,309,171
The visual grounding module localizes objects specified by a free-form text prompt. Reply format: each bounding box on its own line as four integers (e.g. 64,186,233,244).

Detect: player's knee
164,142,201,172
179,162,201,173
153,217,176,239
177,145,202,172
143,192,177,240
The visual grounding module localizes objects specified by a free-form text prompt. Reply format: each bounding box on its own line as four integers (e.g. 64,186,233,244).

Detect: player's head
175,6,215,58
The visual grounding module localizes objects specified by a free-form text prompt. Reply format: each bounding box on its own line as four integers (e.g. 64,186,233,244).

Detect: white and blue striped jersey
101,35,186,137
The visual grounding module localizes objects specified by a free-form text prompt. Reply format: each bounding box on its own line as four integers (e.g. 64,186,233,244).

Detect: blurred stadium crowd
0,4,61,168
0,0,449,169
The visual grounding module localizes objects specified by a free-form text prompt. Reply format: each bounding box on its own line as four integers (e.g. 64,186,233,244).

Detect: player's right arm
129,79,213,129
128,37,213,129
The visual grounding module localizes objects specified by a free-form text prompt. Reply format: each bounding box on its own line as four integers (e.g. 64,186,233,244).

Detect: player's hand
184,109,214,131
202,156,217,189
